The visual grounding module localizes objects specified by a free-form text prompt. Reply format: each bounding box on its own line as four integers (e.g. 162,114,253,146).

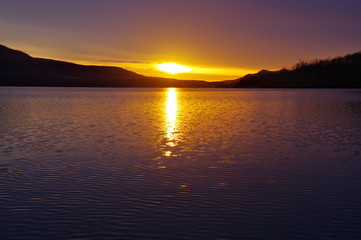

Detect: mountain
0,44,218,88
4,44,359,88
236,52,361,88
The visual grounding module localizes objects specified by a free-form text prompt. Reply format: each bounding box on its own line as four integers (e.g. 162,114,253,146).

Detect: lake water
1,87,361,240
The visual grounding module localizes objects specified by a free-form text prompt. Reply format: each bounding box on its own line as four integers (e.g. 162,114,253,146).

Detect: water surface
1,87,361,240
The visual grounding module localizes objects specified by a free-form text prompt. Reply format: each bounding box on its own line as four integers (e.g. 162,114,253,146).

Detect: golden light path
164,88,178,157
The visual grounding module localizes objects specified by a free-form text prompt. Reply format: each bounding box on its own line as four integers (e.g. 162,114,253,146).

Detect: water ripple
1,88,361,239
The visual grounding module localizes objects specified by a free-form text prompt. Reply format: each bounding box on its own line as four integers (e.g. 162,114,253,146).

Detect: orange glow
157,63,191,74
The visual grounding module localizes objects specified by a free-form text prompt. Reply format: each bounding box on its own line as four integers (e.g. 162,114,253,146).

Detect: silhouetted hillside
0,44,217,88
236,52,361,88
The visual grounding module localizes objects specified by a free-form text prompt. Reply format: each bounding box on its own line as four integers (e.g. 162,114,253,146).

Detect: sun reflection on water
164,88,178,156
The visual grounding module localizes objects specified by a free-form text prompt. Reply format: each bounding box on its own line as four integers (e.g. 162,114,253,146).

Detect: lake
1,87,361,240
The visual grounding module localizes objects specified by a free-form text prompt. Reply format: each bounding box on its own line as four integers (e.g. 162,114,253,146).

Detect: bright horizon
1,0,361,81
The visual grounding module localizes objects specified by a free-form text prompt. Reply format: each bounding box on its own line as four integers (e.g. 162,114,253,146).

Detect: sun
157,62,191,74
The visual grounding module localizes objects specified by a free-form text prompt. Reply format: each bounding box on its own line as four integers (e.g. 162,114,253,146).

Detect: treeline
236,52,361,88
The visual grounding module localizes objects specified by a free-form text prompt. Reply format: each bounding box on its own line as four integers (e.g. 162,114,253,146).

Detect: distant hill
0,44,220,88
236,52,361,88
4,44,359,88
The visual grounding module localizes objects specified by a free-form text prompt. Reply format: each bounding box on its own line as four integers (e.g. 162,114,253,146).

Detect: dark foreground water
1,87,361,240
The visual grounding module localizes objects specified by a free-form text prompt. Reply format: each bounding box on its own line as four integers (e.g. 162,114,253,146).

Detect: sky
1,0,361,81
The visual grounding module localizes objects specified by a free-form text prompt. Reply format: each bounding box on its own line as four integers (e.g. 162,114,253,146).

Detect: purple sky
1,0,361,80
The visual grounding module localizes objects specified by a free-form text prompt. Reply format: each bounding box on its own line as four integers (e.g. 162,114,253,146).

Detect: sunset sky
1,0,361,81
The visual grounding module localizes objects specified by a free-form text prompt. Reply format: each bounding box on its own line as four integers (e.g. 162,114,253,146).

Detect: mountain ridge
236,52,361,88
0,44,228,88
2,44,360,88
